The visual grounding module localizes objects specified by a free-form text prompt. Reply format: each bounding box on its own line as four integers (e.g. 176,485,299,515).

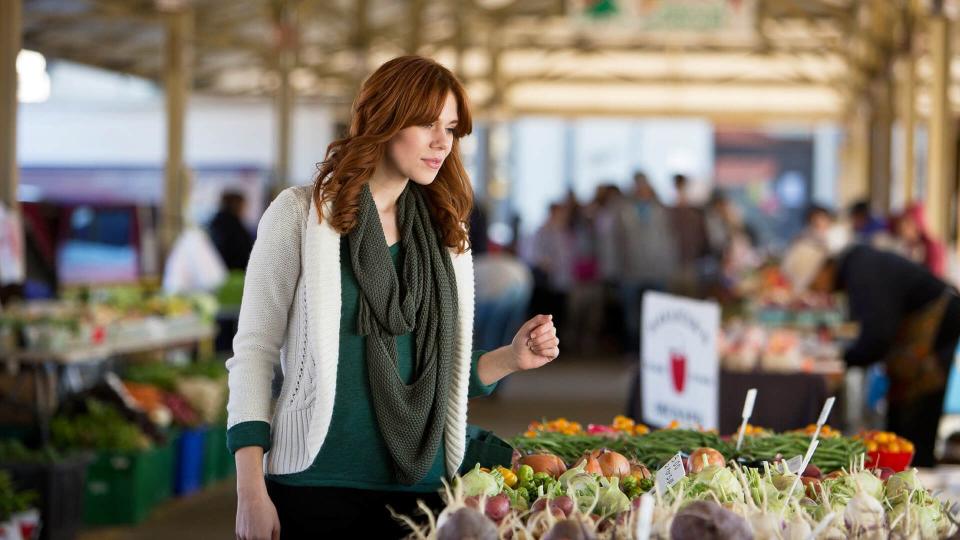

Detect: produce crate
82,443,174,526
2,453,91,540
173,427,207,496
202,425,226,486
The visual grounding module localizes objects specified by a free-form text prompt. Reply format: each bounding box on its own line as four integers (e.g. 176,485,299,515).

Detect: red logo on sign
670,351,686,393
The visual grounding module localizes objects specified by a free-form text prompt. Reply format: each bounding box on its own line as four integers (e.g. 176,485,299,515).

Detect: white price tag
817,397,836,427
785,455,804,474
741,388,758,418
656,453,686,495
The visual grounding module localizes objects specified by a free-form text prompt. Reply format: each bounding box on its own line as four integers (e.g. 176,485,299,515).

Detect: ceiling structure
18,0,956,121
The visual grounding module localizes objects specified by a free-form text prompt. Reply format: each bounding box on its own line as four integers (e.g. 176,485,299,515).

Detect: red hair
312,56,474,253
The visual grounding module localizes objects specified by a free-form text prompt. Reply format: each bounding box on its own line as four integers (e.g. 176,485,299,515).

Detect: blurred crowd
473,170,955,359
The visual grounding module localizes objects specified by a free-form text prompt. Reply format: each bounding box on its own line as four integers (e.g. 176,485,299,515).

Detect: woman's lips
422,158,442,170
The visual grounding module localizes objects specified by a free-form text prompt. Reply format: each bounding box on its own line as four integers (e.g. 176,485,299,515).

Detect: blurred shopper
668,174,709,296
530,202,574,332
705,190,759,297
209,190,255,271
799,203,849,253
849,200,888,244
891,203,947,278
474,250,533,353
619,172,676,353
782,239,960,467
227,56,560,539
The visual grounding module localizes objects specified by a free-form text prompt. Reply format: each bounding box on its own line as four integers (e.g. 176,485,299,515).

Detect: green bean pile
737,433,866,472
511,430,866,472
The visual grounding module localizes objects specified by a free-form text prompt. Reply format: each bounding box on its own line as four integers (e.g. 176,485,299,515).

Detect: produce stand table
3,324,215,444
629,366,845,434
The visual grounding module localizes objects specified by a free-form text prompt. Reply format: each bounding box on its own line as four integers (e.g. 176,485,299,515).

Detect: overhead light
17,49,50,103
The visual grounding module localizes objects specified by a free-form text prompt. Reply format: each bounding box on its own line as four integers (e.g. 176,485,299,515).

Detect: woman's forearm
476,346,517,386
235,446,267,498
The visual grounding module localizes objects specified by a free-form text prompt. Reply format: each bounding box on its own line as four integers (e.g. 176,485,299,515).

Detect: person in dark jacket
783,239,960,466
208,190,255,270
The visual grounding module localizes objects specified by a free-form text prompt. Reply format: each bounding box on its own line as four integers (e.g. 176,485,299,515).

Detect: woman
892,202,947,278
228,56,560,539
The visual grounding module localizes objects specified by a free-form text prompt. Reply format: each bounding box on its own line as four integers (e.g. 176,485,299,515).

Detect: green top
227,239,497,492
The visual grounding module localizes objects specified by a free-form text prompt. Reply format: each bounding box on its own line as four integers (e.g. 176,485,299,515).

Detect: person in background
209,190,255,271
530,202,574,331
891,202,947,278
704,190,759,297
668,174,709,297
801,204,834,246
782,239,960,467
619,172,676,354
474,247,534,355
849,199,888,244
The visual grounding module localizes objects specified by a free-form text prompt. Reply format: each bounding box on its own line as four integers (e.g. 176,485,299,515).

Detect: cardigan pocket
267,403,316,473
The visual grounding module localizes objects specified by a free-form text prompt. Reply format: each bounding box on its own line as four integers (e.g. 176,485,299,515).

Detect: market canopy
21,0,949,121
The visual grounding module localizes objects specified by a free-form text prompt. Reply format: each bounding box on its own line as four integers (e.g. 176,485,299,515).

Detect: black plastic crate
2,453,91,540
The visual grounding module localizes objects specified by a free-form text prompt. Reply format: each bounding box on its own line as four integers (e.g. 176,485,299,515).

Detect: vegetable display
393,417,957,538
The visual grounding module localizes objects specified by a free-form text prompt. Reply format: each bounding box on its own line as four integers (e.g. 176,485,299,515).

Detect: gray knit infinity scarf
348,182,458,485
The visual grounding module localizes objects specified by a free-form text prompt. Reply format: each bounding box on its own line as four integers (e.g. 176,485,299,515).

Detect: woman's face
897,218,919,241
383,91,458,186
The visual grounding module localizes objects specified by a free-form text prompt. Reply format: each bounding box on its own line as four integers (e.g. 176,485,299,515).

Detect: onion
548,495,574,517
629,462,652,480
520,453,568,478
484,494,511,522
574,453,603,475
589,448,631,478
687,447,725,473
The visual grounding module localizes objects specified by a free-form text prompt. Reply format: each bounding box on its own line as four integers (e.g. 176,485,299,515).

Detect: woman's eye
446,128,455,134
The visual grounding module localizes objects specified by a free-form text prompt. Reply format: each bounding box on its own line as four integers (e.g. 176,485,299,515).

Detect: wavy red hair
312,56,474,253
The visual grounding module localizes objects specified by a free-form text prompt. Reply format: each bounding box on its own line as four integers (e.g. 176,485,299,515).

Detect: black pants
266,481,444,539
888,294,960,468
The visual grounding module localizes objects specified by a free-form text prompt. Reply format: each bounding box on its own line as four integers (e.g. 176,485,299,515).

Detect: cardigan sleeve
224,188,306,439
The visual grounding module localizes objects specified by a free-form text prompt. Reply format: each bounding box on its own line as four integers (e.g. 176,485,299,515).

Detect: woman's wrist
477,346,518,386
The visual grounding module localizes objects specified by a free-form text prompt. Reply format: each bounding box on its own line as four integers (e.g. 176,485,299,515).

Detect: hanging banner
641,291,720,429
569,0,756,38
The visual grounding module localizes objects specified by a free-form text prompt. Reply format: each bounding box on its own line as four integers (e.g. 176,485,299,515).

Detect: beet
802,463,822,479
484,494,511,522
876,467,895,481
670,501,754,540
532,498,548,512
541,519,597,540
437,507,498,540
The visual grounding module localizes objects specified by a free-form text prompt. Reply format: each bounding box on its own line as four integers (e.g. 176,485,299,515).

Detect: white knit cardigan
225,185,475,477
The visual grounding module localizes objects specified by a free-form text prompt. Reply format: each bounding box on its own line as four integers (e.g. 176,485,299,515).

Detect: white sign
641,291,720,429
656,452,686,495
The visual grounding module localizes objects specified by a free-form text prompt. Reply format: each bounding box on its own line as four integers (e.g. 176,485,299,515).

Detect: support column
0,0,21,211
869,78,894,213
272,0,297,192
899,49,917,204
925,13,952,241
161,7,193,259
840,102,872,208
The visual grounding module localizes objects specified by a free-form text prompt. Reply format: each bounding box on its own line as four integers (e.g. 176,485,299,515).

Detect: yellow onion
589,448,631,478
520,453,568,478
687,447,726,473
574,453,603,475
629,462,652,481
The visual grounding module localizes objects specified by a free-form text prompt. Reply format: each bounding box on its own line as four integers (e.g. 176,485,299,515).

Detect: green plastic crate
202,425,223,486
215,426,236,480
82,443,174,525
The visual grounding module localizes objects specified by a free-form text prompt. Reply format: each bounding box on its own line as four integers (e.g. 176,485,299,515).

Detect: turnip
484,493,510,522
843,491,885,539
436,507,498,540
549,495,574,517
670,500,754,540
541,519,596,540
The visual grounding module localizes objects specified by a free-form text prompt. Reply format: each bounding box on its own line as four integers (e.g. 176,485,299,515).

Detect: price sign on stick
735,388,757,451
811,397,836,442
635,493,655,540
656,452,686,496
783,439,819,517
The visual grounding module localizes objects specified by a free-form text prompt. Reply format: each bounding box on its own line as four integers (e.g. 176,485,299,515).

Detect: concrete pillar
925,14,953,241
161,7,193,258
0,0,21,211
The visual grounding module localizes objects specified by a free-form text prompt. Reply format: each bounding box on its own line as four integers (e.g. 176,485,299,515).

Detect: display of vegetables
50,398,151,452
399,453,959,539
